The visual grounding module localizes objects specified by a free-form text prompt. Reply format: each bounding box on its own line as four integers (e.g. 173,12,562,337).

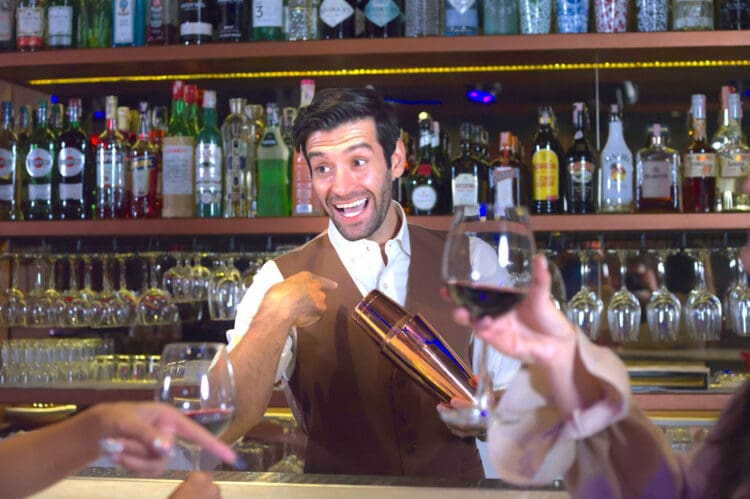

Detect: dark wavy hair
291,87,400,169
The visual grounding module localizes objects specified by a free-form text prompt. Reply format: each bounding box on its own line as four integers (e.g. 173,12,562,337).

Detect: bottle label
320,0,354,27
411,184,437,211
0,7,11,41
59,182,83,200
180,21,213,35
532,149,559,201
364,0,400,27
253,0,283,27
16,7,44,48
58,147,84,177
493,166,517,211
130,154,156,197
720,152,750,178
0,184,12,201
149,0,164,28
445,0,477,27
97,151,125,188
452,172,478,206
47,6,73,44
114,0,135,44
25,148,53,178
641,160,671,198
673,0,712,29
601,154,633,205
28,183,51,200
260,131,278,147
0,148,13,177
684,153,716,178
162,137,195,195
196,142,223,204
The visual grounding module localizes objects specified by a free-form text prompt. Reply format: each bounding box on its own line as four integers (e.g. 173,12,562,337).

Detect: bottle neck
202,107,217,128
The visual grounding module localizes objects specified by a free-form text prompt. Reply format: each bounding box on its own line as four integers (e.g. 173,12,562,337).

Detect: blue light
50,94,59,104
93,110,105,119
466,89,495,105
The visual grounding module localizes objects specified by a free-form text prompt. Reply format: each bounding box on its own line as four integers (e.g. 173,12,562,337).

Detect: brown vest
275,224,484,479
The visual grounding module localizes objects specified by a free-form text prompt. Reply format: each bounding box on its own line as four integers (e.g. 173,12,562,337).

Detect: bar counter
29,470,566,499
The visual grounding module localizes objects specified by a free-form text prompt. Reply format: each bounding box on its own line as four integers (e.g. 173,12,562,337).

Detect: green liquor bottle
256,102,290,216
0,102,20,220
25,101,56,220
195,90,223,218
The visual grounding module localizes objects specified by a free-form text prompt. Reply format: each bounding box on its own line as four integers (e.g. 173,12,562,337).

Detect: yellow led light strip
28,59,750,86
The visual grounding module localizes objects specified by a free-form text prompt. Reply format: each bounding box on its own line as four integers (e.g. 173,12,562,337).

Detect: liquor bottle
113,0,133,45
718,0,748,28
256,102,290,216
56,98,89,219
25,101,56,220
711,85,741,153
291,80,323,216
281,106,296,191
564,102,597,214
194,90,222,218
635,124,681,212
407,112,442,215
16,0,46,51
16,105,32,153
179,0,213,43
149,105,167,211
221,97,252,218
405,0,440,36
216,0,249,41
184,84,200,136
129,102,161,218
78,0,111,47
146,0,178,43
162,80,196,217
319,0,355,38
286,0,318,39
531,105,564,214
252,0,284,40
716,93,750,212
483,0,517,33
683,94,716,213
95,96,127,218
599,104,633,213
48,103,65,139
0,102,20,220
47,0,75,48
0,0,14,50
672,0,713,29
444,0,477,35
364,0,403,36
490,131,523,215
117,106,136,147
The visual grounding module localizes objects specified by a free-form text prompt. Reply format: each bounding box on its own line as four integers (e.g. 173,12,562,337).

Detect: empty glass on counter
606,250,642,342
646,250,682,342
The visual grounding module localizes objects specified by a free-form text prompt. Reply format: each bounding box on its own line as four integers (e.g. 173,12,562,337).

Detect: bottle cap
105,96,118,121
728,93,743,120
202,90,217,109
171,80,184,100
691,94,706,119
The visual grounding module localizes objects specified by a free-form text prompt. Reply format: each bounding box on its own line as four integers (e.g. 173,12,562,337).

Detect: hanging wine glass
208,254,243,321
163,252,202,322
189,252,211,302
43,254,65,326
92,254,129,328
684,250,722,342
25,255,59,328
567,250,604,340
646,249,681,342
60,255,91,328
606,249,642,343
136,252,179,326
441,204,535,430
115,253,137,326
3,253,27,327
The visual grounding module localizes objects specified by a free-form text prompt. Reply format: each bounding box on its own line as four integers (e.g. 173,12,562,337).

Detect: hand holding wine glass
155,343,236,470
441,205,535,431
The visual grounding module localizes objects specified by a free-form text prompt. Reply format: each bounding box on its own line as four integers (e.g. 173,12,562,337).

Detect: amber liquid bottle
682,94,716,213
635,124,681,212
531,105,564,214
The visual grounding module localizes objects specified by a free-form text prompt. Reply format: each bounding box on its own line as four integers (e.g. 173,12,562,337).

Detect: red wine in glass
446,282,527,319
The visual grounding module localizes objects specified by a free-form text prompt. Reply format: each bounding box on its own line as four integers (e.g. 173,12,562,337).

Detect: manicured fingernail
152,437,172,456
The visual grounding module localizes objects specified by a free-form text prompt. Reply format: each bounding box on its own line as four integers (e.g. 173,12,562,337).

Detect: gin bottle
716,93,750,212
599,104,633,213
195,90,223,218
0,102,20,220
635,124,681,213
320,0,356,37
221,97,252,218
25,101,56,220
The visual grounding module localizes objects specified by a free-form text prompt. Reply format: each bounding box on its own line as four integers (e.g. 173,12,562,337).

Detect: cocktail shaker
352,290,475,404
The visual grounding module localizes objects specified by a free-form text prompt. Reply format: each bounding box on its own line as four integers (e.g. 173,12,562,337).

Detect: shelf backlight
27,59,750,86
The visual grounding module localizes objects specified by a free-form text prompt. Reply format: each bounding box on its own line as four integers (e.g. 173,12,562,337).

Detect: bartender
225,87,519,478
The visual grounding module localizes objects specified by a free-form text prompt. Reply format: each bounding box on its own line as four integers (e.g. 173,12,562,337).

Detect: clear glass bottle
717,0,748,28
711,85,743,153
146,0,178,43
407,111,442,215
162,80,196,217
56,98,89,220
599,104,633,213
683,94,716,213
47,0,76,48
483,0,518,34
0,0,14,50
221,97,252,218
286,0,318,39
450,122,483,215
635,123,681,213
444,0,477,35
490,131,523,215
405,0,440,35
16,0,46,51
716,93,750,212
179,0,213,43
364,0,404,36
672,0,714,29
216,0,249,41
252,0,284,40
0,102,20,220
129,102,161,218
25,101,56,220
95,96,127,219
195,90,223,218
564,102,597,214
319,0,356,38
256,102,290,216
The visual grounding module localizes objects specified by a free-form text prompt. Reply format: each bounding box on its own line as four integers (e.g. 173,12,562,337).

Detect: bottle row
396,86,750,216
0,0,747,53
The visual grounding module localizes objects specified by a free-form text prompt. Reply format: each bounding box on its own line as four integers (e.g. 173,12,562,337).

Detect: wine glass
2,253,27,327
136,253,179,326
154,342,236,470
441,204,535,430
25,255,60,328
208,254,243,321
92,254,129,328
567,250,604,340
646,249,681,342
60,255,92,328
684,250,722,341
115,253,137,326
606,250,642,343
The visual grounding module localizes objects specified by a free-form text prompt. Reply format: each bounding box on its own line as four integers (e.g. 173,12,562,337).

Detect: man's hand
260,271,338,328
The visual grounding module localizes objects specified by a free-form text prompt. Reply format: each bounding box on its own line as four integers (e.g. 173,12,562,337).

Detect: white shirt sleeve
226,260,296,383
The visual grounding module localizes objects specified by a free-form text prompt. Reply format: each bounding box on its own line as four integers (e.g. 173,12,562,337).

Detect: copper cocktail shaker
352,290,475,404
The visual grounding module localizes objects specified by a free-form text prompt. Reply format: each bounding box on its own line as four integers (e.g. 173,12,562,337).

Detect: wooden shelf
0,213,747,238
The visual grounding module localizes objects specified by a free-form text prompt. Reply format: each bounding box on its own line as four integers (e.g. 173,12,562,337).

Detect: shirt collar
327,201,411,257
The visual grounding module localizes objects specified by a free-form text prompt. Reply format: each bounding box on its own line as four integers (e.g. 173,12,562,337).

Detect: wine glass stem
191,447,201,471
